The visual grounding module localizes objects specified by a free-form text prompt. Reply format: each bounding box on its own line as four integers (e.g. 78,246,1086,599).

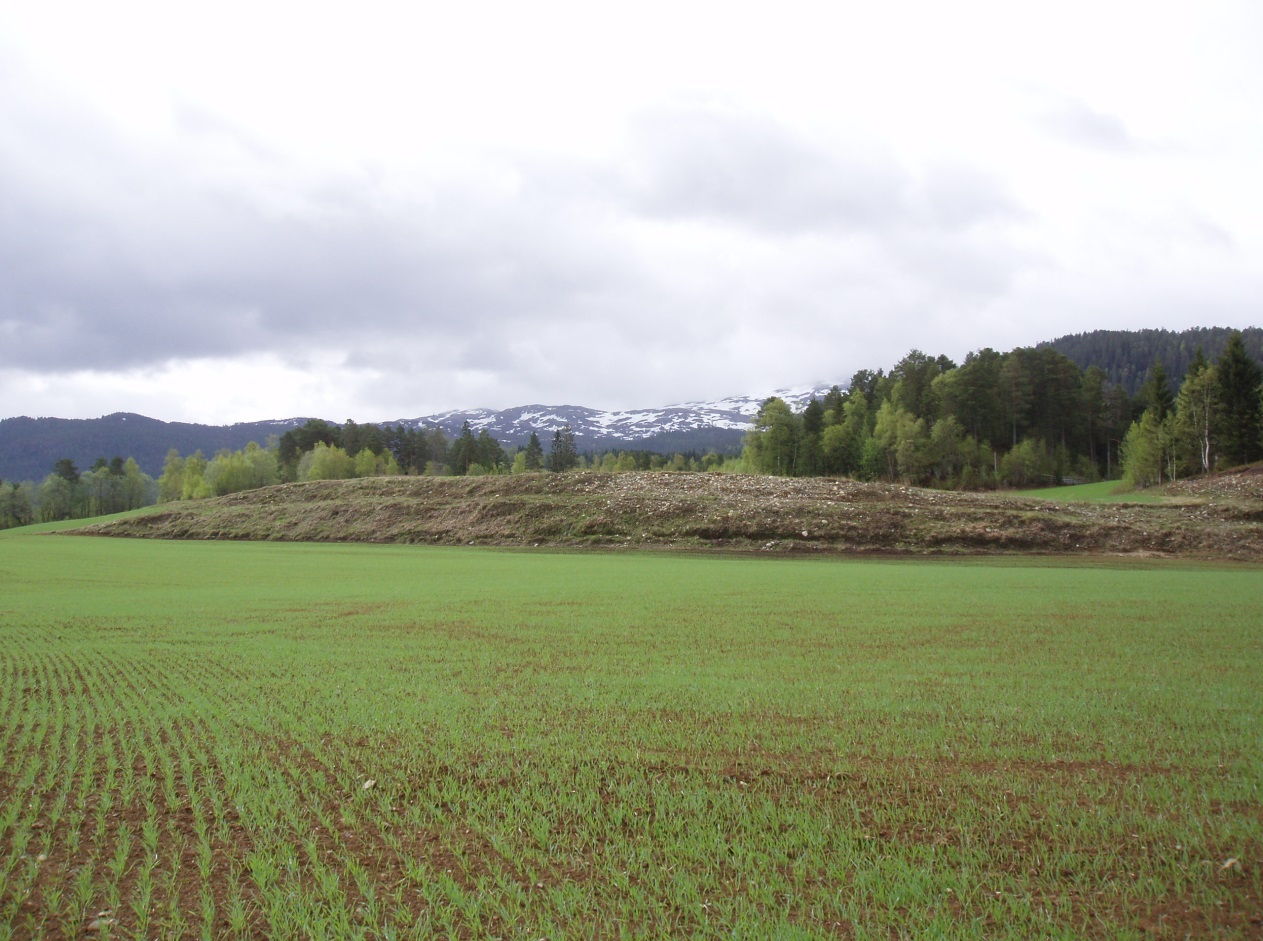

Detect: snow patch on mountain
387,384,840,445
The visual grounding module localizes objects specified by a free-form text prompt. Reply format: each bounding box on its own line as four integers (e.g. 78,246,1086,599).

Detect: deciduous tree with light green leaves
36,472,83,521
204,443,280,496
157,449,185,503
742,397,799,475
299,442,357,481
870,399,928,482
354,447,401,478
998,438,1052,488
1121,409,1174,489
927,416,966,482
1172,359,1218,476
180,451,211,499
820,392,871,476
0,480,34,529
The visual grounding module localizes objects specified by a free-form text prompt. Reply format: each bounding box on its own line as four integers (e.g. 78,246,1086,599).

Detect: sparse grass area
1008,480,1166,503
1,529,1260,938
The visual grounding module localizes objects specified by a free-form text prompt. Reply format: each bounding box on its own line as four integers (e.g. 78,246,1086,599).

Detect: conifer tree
1140,362,1175,421
523,432,544,471
548,426,578,472
1216,332,1262,466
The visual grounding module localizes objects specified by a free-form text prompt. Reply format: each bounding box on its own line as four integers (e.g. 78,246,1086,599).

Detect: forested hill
1042,327,1263,395
6,327,1260,485
0,413,306,483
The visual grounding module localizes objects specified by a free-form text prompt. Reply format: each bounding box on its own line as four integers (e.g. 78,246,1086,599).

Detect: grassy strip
0,534,1259,938
1008,480,1165,504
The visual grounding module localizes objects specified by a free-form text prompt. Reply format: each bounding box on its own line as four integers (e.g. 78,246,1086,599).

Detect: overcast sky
2,1,1260,424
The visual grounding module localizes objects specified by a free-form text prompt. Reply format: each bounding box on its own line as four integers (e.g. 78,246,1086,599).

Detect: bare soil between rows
70,468,1263,561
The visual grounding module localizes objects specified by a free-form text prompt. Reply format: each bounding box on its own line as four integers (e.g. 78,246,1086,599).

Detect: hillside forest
2,331,1261,529
741,331,1262,490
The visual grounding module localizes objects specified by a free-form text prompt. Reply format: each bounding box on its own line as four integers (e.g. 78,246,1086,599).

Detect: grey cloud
920,163,1027,230
170,100,280,164
1170,211,1236,253
609,104,1036,310
0,81,1041,417
888,229,1039,301
622,107,909,234
1039,98,1141,151
0,99,638,375
620,105,1028,239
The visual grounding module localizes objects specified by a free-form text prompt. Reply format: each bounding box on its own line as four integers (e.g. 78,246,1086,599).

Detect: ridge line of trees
1044,326,1263,396
742,332,1262,488
2,422,746,530
148,421,729,507
5,330,1259,529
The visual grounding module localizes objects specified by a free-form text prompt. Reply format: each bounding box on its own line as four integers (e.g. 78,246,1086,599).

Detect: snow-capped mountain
0,386,841,481
388,385,838,446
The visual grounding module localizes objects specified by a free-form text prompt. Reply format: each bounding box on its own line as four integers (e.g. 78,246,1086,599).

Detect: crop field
1,529,1260,939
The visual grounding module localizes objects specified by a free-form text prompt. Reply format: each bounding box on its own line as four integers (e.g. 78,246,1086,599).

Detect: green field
1,529,1260,938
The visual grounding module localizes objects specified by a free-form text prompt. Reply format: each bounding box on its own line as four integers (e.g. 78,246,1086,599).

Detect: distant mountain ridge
9,325,1259,484
0,386,835,482
0,413,312,484
392,385,832,444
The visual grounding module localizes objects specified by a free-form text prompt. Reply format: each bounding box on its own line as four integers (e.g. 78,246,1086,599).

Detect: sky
2,0,1261,424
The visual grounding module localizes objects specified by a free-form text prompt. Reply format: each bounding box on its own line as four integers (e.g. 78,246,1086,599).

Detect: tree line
5,330,1258,529
742,331,1263,488
148,421,726,506
1118,333,1262,487
0,456,157,526
1,420,740,530
1044,326,1263,396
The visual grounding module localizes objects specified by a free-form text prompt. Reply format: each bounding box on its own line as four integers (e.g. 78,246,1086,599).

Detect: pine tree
450,422,478,475
524,432,544,471
53,458,80,483
798,398,825,475
1185,347,1210,380
1216,332,1263,466
548,426,578,473
475,430,505,471
1140,362,1175,421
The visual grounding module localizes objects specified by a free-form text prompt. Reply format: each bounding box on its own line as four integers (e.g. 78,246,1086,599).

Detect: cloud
0,90,1046,418
0,94,636,376
919,163,1027,231
618,104,1028,241
1,26,1259,429
621,106,910,234
1038,97,1143,152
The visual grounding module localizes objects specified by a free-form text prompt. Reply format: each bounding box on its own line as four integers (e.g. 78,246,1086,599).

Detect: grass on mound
1008,480,1165,503
0,532,1259,939
0,502,167,537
